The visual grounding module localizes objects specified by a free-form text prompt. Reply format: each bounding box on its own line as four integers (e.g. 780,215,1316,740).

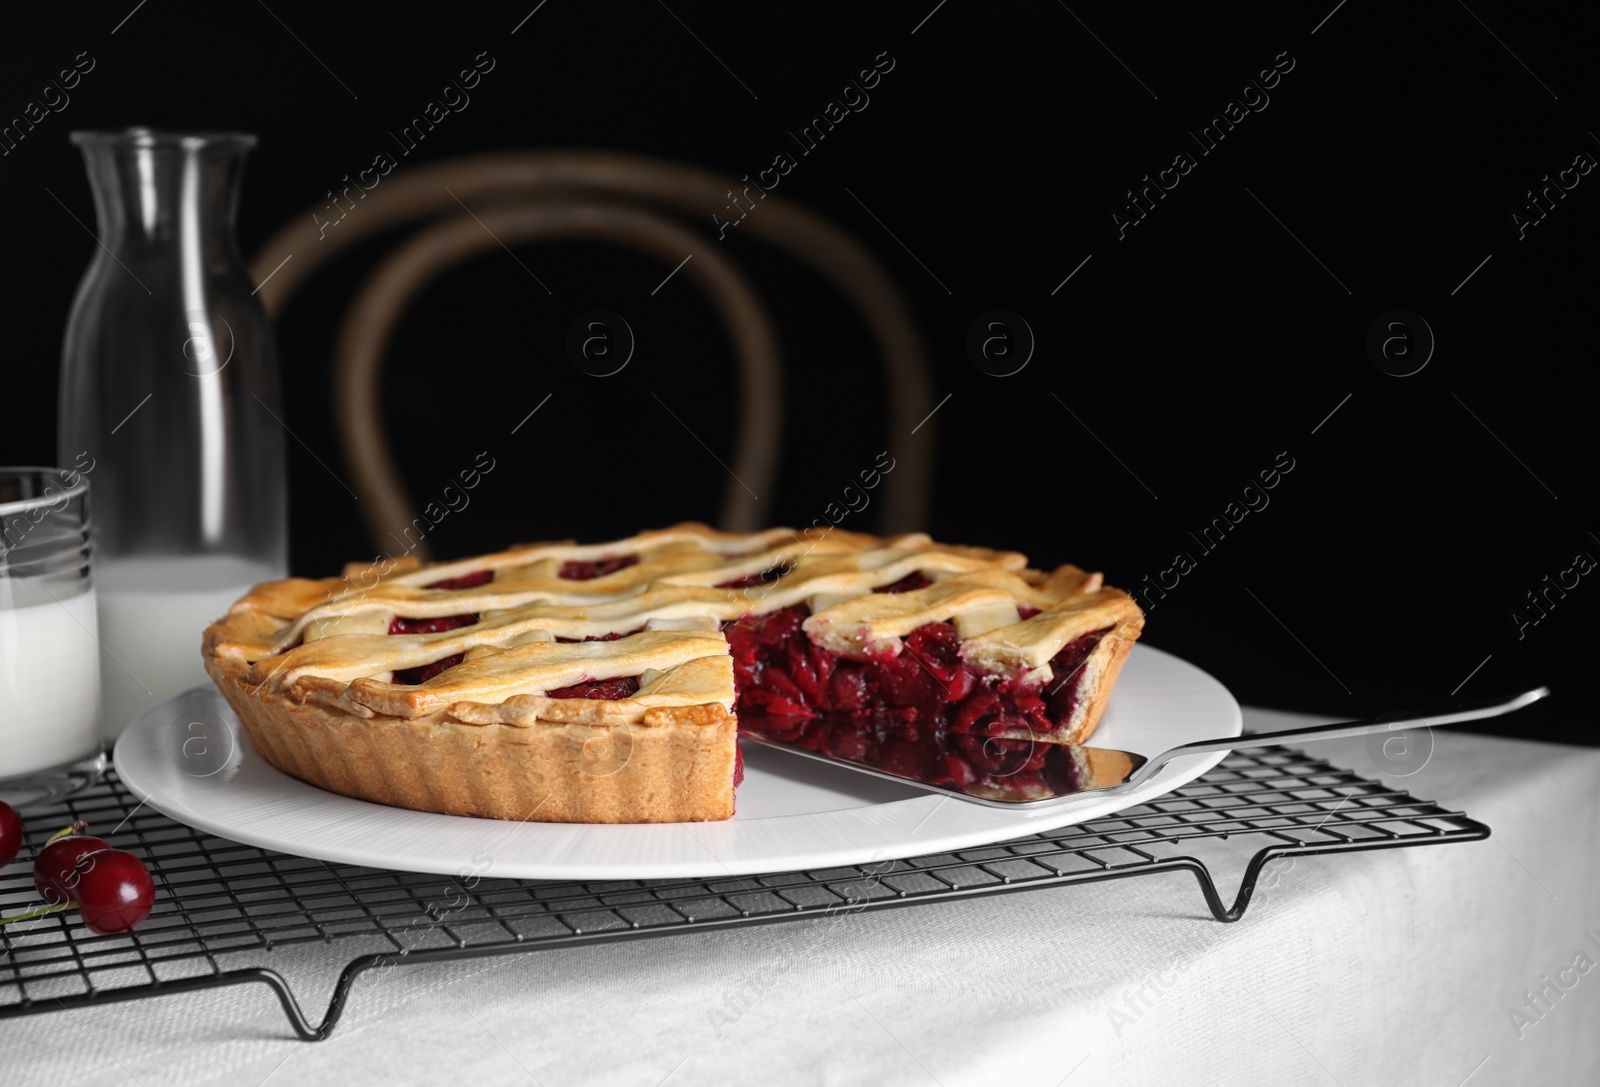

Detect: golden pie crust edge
203,649,737,824
1059,614,1142,744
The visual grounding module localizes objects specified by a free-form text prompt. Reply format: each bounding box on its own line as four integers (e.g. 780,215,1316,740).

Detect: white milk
0,587,103,776
96,555,280,738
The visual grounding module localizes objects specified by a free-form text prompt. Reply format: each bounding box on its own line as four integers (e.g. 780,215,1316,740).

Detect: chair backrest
250,151,934,559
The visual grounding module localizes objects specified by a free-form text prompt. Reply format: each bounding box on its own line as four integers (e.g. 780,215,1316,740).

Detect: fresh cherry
71,849,156,934
0,800,21,867
35,830,111,907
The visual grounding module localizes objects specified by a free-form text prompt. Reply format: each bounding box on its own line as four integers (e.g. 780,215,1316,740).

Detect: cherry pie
203,524,1144,823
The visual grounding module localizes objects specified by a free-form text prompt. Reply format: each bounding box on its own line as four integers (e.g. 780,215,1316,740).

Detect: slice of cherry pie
203,523,1144,823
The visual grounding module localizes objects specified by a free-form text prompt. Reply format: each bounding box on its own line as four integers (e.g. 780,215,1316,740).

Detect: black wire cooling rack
0,746,1487,1040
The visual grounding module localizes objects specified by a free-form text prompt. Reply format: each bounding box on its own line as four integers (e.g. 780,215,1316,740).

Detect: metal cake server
739,687,1551,808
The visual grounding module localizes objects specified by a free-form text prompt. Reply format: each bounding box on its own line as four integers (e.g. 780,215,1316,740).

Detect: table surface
5,707,1598,1087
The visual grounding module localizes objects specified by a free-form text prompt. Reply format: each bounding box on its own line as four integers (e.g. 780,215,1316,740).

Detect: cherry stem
44,820,90,847
0,901,74,927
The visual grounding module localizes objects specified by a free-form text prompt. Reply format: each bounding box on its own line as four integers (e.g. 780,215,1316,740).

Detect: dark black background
3,2,1594,743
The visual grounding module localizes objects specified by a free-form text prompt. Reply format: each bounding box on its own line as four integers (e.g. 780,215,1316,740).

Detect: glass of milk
0,468,106,799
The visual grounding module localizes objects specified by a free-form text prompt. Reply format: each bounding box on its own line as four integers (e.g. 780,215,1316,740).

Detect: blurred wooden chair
250,151,933,560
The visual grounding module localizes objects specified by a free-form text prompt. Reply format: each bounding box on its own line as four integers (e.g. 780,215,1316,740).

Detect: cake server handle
1128,685,1550,788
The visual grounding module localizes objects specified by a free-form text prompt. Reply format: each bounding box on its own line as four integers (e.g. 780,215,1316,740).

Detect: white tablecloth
6,709,1599,1086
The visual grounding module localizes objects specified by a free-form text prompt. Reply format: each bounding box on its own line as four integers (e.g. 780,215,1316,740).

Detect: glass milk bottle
58,129,287,739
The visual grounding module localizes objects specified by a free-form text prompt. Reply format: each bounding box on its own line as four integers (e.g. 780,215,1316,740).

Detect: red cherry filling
393,654,465,685
545,676,642,700
388,571,495,636
741,715,1083,797
1043,628,1102,725
559,555,639,580
423,570,495,591
718,566,788,589
556,626,644,643
725,604,1108,738
389,571,495,683
389,615,479,636
874,572,932,594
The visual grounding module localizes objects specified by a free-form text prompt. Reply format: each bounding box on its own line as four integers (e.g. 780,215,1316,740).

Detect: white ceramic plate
113,644,1240,880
